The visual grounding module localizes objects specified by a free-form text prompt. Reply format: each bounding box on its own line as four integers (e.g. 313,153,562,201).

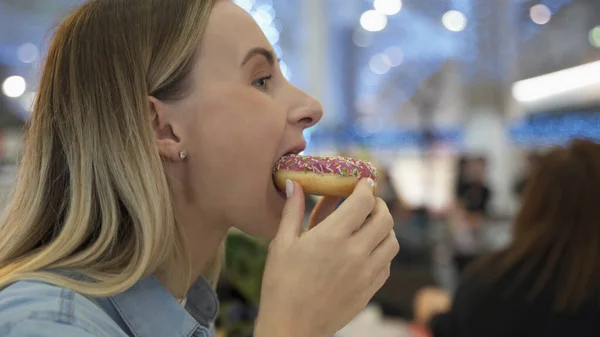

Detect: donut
273,154,378,197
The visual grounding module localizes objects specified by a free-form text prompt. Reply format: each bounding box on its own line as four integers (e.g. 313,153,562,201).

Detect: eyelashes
251,75,273,92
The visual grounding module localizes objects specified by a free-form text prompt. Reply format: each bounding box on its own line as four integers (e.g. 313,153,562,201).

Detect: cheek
194,93,286,165
189,87,287,228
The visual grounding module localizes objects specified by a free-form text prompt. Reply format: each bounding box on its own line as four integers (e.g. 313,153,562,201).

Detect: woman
0,1,399,336
451,156,491,274
416,139,600,337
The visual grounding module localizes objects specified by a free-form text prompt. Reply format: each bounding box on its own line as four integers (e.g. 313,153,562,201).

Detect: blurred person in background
513,152,541,199
455,157,491,224
0,0,399,336
450,156,492,275
376,168,410,222
415,139,600,337
453,156,469,194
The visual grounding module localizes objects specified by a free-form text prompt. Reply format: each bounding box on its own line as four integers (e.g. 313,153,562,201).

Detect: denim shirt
0,272,219,337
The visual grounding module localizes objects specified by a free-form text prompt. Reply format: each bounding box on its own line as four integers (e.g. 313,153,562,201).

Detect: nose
286,86,323,130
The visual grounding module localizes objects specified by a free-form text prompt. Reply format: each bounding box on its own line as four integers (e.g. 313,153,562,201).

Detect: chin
251,181,285,240
233,175,287,240
254,227,279,240
258,212,282,239
235,199,282,240
236,218,279,240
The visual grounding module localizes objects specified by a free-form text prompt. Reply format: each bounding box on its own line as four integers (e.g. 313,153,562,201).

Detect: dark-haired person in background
513,152,540,199
416,139,600,337
451,156,492,275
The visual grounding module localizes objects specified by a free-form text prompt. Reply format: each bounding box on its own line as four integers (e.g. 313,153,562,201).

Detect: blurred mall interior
1,0,600,336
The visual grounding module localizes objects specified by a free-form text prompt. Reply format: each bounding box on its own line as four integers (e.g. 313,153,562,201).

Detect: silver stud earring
179,151,187,160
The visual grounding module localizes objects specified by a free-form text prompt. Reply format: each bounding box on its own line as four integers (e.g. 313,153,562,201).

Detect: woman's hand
255,179,399,337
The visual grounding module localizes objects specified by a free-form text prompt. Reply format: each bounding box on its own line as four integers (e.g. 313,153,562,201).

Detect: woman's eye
252,76,272,91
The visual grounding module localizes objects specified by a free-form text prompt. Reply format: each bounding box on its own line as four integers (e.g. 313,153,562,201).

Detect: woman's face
159,1,322,238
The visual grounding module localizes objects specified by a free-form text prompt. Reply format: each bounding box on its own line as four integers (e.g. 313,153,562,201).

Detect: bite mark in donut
273,154,378,197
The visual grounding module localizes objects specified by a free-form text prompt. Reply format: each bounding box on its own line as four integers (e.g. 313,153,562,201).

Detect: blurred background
1,0,600,336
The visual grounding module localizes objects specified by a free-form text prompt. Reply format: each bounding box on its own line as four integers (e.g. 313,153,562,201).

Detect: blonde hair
0,0,219,297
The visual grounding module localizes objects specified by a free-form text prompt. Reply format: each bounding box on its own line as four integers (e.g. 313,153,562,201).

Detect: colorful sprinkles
274,154,377,180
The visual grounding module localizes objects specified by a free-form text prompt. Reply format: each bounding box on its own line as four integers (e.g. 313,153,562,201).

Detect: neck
181,212,229,284
158,207,229,298
158,169,230,298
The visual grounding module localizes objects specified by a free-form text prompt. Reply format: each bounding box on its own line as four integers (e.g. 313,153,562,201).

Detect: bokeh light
233,0,255,12
369,54,392,75
589,26,600,48
17,43,39,64
263,26,280,44
384,47,404,67
442,10,467,32
2,76,26,98
273,44,283,58
279,60,291,80
374,0,402,16
360,10,388,32
252,4,275,27
530,4,552,25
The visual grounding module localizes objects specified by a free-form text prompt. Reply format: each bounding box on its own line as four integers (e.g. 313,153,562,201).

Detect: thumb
276,180,306,244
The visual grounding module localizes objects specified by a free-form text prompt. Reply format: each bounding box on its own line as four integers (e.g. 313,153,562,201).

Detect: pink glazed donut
273,154,378,197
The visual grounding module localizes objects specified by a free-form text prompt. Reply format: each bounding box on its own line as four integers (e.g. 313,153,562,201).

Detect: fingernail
367,178,375,191
286,179,294,199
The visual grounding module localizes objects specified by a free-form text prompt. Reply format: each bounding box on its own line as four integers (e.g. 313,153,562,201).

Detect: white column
301,0,333,125
463,108,518,216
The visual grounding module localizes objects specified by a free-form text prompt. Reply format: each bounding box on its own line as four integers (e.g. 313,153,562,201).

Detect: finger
370,230,400,269
358,262,391,309
353,198,394,249
369,262,392,295
276,180,306,245
328,178,376,235
307,196,342,230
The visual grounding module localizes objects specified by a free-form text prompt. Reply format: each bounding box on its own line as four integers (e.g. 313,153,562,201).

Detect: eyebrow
241,47,276,67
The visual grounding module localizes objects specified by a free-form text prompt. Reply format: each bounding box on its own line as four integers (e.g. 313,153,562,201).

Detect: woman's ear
149,96,185,161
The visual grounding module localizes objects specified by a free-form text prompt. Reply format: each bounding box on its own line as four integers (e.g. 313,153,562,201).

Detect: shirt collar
184,275,220,328
109,275,218,337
